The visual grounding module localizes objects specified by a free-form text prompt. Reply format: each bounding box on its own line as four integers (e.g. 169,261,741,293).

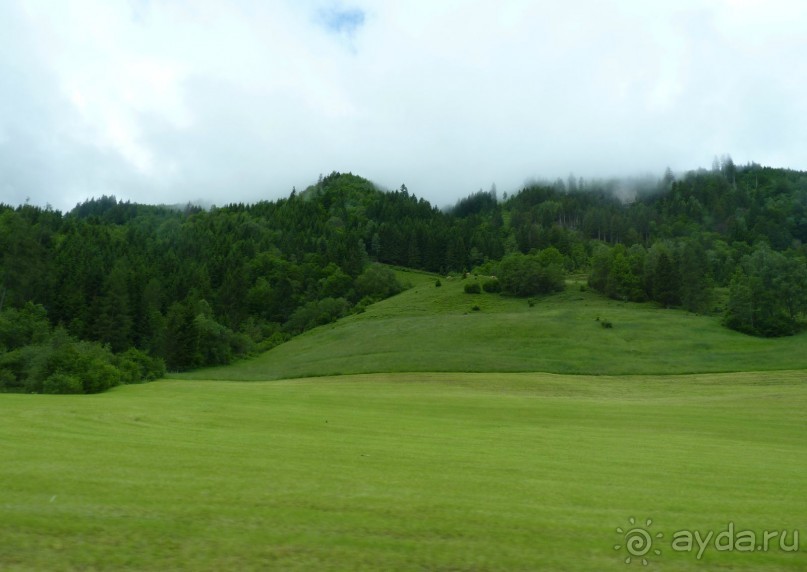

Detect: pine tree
93,261,133,352
679,241,711,313
653,252,680,308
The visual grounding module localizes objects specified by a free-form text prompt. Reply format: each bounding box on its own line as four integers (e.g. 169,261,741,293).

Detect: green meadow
3,272,806,570
176,272,807,381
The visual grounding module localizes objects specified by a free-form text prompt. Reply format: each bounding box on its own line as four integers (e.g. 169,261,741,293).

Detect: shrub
464,282,481,294
0,368,17,391
498,253,565,297
435,279,442,287
471,305,481,312
482,278,501,293
81,360,121,394
471,260,499,276
0,348,33,391
42,373,83,394
354,264,403,302
257,331,290,353
115,348,166,383
353,295,375,314
601,320,614,329
536,246,566,269
116,356,141,385
194,314,240,366
319,265,354,299
25,329,123,394
283,297,351,336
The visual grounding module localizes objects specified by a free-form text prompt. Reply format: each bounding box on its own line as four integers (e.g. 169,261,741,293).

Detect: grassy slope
174,272,807,381
2,373,806,571
5,271,807,570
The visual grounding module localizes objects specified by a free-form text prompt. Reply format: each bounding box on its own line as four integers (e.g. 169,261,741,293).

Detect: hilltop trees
1,165,807,394
1,175,421,387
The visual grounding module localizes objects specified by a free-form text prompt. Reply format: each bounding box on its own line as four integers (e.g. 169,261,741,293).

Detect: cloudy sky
2,0,807,211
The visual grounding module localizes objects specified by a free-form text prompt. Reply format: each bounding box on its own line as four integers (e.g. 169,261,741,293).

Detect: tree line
2,161,806,392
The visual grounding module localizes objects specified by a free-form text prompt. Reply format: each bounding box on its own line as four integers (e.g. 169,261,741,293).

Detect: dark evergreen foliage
1,163,806,393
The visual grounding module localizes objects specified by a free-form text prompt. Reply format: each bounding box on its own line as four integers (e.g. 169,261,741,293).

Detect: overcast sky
2,0,807,211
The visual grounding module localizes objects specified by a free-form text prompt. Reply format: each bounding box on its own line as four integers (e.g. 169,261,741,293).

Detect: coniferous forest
2,160,807,393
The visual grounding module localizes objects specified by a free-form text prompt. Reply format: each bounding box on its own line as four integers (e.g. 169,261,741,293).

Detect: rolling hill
171,269,807,382
3,274,807,570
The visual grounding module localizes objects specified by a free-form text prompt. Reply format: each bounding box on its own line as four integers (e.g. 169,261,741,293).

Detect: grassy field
4,272,806,570
174,272,807,381
2,372,806,571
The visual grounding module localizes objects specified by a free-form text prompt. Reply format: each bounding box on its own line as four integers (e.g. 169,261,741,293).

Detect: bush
471,260,499,276
0,307,167,393
464,282,481,294
0,368,17,391
256,331,291,353
115,348,166,383
116,356,141,385
353,295,375,314
482,278,501,293
80,360,121,394
354,264,403,302
194,314,238,366
283,297,351,335
435,279,442,287
536,246,566,268
42,373,83,394
25,329,123,394
319,264,354,299
601,320,614,329
498,253,565,297
0,347,33,391
471,305,481,312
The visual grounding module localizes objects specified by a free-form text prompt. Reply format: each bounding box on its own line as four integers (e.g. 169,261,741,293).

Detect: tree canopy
2,162,807,392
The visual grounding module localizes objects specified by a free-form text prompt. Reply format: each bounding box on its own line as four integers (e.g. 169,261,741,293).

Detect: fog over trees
2,161,807,392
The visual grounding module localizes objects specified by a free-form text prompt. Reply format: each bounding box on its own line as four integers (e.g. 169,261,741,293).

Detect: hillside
172,269,807,381
3,163,807,393
6,176,807,570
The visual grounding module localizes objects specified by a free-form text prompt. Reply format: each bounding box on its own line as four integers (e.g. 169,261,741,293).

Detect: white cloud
2,0,807,210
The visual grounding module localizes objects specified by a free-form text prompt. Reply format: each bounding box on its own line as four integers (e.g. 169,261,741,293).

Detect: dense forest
2,159,807,393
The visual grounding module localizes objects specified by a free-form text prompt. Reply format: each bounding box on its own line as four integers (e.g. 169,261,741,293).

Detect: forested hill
2,162,807,393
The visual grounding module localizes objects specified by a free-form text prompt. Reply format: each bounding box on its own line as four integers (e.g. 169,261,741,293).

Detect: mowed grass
5,271,807,570
2,372,806,571
175,272,807,381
